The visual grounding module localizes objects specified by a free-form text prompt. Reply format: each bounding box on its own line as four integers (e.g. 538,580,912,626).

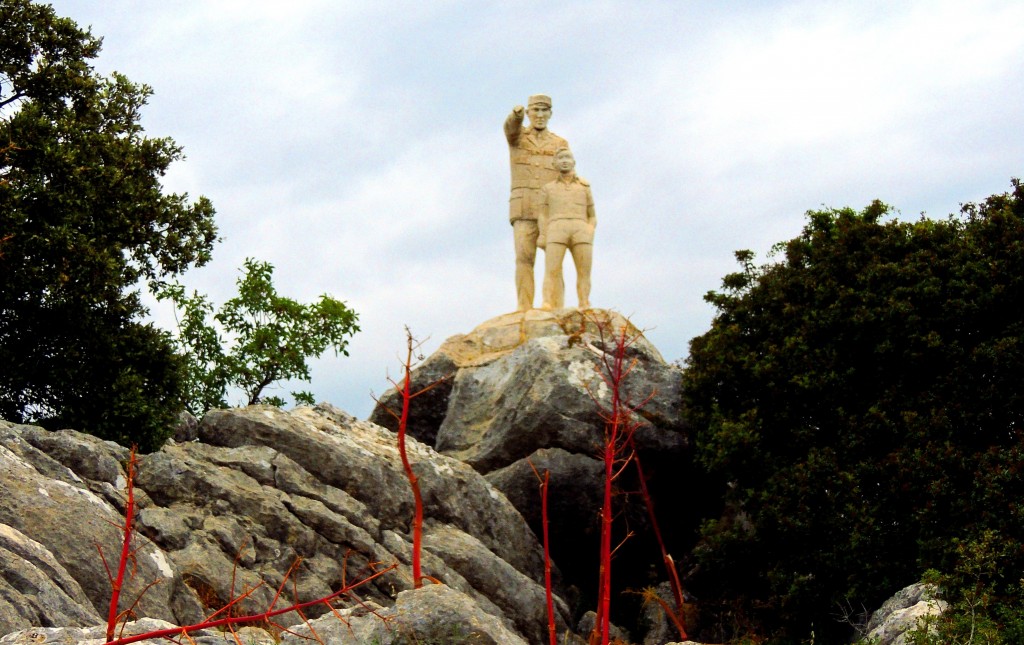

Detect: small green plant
907,530,1024,645
158,257,359,414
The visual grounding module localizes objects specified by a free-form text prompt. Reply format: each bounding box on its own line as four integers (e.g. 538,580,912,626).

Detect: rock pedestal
370,308,693,621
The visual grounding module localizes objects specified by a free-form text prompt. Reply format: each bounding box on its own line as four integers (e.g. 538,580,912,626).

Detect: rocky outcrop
864,582,947,645
0,586,527,645
370,309,693,619
0,424,201,632
0,618,275,644
371,309,687,471
280,584,529,645
0,309,694,644
0,404,570,643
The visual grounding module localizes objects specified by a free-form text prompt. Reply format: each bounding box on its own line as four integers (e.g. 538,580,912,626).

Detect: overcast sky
47,0,1024,418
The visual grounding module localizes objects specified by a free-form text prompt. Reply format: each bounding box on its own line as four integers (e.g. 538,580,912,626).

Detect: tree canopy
159,258,360,415
683,180,1024,642
1,0,217,450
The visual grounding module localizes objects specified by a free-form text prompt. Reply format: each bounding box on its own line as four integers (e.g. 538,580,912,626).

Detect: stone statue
537,148,595,310
504,94,570,311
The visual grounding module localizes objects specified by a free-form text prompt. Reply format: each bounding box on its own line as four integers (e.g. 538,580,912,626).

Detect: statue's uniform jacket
504,115,569,223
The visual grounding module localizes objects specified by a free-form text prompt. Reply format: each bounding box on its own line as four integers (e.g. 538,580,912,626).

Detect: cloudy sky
47,0,1024,418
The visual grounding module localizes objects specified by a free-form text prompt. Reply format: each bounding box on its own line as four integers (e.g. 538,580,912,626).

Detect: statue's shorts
546,218,594,247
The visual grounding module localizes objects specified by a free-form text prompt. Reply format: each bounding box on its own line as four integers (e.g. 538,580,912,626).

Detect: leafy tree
683,181,1024,643
909,531,1024,645
0,0,217,450
159,258,360,415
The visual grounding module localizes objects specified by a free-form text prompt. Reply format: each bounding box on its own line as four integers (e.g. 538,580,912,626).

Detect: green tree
909,531,1024,645
683,181,1024,643
159,258,360,415
0,0,217,450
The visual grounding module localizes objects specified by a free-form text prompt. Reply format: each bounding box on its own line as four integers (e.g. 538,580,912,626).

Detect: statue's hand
513,105,524,118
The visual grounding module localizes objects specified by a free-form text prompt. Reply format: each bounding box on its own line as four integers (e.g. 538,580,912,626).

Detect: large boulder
280,584,529,645
864,582,947,645
0,524,99,632
0,423,204,630
0,405,571,644
371,309,687,472
370,309,693,621
0,618,274,644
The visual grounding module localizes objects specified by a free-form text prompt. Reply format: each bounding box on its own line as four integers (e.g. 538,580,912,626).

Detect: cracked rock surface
0,405,568,644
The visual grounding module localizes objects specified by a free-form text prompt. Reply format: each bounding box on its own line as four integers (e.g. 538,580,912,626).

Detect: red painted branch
396,330,423,588
103,564,395,645
105,449,138,642
541,470,557,645
632,448,687,639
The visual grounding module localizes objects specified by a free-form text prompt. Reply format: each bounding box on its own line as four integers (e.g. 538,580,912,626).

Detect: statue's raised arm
504,105,525,146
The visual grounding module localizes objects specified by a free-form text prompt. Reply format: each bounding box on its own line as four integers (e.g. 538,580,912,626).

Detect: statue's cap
528,94,552,107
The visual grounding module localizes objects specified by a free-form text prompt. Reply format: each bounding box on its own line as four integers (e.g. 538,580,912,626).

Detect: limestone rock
172,410,199,442
577,610,631,643
369,348,458,447
422,521,571,643
0,618,268,644
280,584,528,645
369,309,692,617
864,582,947,645
0,424,202,630
196,404,547,585
0,524,99,632
0,405,566,642
371,309,687,471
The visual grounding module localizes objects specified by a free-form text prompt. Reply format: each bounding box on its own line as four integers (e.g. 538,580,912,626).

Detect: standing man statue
505,94,570,311
538,147,595,310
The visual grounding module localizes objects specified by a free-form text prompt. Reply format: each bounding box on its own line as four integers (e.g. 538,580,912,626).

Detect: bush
683,180,1024,642
159,258,359,414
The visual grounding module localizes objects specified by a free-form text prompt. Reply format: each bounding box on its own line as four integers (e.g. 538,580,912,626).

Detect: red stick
105,449,138,642
396,331,424,588
540,469,557,645
592,324,631,645
103,564,395,645
632,449,687,640
596,438,616,645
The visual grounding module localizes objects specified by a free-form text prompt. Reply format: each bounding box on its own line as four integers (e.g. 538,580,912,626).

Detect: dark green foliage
683,181,1024,642
159,258,360,415
0,0,217,450
910,531,1024,645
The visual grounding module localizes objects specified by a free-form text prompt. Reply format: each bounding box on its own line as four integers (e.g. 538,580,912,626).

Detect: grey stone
369,349,458,447
422,521,570,644
865,582,947,645
18,427,125,485
365,310,694,638
487,447,603,544
0,617,261,644
280,584,529,645
435,329,686,473
0,524,100,631
197,405,547,585
578,610,631,644
0,429,199,632
173,410,199,442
